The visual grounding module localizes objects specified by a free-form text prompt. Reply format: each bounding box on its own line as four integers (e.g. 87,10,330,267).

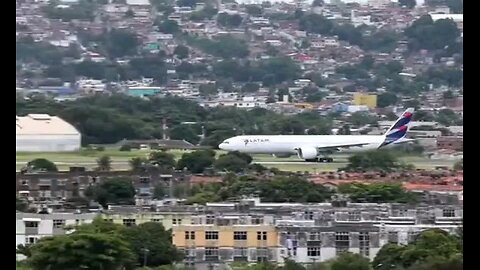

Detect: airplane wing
314,142,372,151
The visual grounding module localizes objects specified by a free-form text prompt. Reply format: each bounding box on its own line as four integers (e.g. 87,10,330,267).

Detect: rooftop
16,114,80,136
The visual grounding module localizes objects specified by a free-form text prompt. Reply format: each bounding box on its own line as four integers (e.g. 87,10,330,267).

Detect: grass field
16,148,458,172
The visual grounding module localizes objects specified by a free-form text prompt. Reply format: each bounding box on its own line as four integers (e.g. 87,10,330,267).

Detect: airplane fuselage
219,135,387,155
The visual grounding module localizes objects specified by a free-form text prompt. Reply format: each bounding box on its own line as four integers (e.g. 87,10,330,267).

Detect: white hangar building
16,114,81,152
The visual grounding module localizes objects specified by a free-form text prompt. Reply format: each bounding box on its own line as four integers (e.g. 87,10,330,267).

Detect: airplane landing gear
305,157,334,163
318,157,334,163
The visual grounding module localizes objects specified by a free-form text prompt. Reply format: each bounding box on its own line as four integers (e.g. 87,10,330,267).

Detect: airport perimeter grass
16,148,456,172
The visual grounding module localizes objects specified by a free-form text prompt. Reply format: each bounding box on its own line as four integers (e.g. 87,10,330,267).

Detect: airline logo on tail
379,108,414,148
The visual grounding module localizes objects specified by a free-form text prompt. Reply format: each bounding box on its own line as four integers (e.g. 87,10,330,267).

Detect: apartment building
16,212,96,259
16,200,463,267
173,224,278,266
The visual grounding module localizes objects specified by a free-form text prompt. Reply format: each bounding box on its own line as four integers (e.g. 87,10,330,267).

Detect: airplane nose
218,143,225,150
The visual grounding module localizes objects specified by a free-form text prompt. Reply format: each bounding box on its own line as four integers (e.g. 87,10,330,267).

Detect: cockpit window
223,141,230,144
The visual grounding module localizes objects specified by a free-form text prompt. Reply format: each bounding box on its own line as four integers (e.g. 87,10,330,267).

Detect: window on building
53,219,65,229
205,231,219,240
388,232,398,244
151,219,161,222
25,236,37,244
309,232,321,241
185,231,195,240
233,247,248,261
257,231,267,240
407,232,419,243
256,248,268,262
335,232,350,255
305,211,314,220
122,219,136,227
348,211,361,221
252,217,263,225
206,215,215,225
359,232,370,257
205,247,219,261
443,209,456,217
307,247,321,257
234,231,248,240
172,218,182,225
184,248,196,259
24,221,38,228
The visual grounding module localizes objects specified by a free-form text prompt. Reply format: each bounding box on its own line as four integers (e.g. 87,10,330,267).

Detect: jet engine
296,147,318,160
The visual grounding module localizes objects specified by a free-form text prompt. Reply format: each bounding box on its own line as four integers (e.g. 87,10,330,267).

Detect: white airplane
218,108,415,162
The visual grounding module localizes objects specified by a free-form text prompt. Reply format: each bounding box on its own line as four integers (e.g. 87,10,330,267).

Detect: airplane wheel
318,157,334,163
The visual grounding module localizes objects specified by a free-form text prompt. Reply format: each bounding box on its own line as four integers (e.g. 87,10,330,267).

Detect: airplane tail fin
379,108,414,148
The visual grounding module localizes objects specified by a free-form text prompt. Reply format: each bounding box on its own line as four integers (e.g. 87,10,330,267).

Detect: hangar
16,114,81,152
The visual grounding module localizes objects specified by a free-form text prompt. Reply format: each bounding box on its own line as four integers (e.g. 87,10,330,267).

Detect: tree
149,151,177,171
189,36,249,59
85,177,136,207
331,252,371,270
338,182,417,203
199,83,218,97
399,0,416,9
373,229,462,270
129,157,149,172
299,14,334,35
408,256,463,270
260,57,301,85
16,197,28,212
332,23,363,46
217,13,243,28
405,15,460,51
344,151,407,172
378,92,399,108
349,112,378,126
372,243,407,270
105,29,139,58
245,5,263,16
156,19,180,34
96,155,112,171
362,30,400,52
16,244,32,257
190,5,218,21
123,222,183,267
436,109,462,126
446,0,463,14
214,154,250,172
125,9,135,18
174,45,189,59
241,82,260,93
258,176,333,203
169,125,200,145
26,158,58,172
177,150,216,173
28,232,136,270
